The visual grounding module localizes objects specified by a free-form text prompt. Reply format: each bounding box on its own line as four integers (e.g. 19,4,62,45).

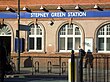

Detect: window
29,24,44,52
0,24,11,36
59,23,82,52
97,23,110,52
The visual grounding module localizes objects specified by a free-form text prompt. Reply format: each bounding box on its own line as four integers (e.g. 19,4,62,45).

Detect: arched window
58,23,82,52
29,24,44,52
97,23,110,52
0,24,11,36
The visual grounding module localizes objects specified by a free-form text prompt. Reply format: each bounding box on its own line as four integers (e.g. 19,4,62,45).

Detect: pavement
4,78,67,82
4,73,68,82
6,73,67,78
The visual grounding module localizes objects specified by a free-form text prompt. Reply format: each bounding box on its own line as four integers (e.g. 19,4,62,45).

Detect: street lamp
74,5,84,11
57,6,66,12
23,7,31,12
17,0,20,73
40,6,49,12
6,6,16,12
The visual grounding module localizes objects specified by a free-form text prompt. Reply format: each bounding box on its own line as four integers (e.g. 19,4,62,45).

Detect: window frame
28,24,44,52
59,23,82,52
97,24,110,53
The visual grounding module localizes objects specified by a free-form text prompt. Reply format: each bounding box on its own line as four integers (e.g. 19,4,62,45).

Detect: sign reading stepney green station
0,10,110,18
30,12,87,18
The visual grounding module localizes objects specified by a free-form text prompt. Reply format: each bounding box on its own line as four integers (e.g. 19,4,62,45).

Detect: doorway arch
0,23,12,56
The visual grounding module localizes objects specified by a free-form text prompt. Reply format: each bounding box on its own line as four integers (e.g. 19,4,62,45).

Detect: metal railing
83,56,110,82
11,55,110,82
12,56,69,75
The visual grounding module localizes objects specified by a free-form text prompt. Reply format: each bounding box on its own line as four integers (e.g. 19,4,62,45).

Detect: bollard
68,59,71,82
68,50,78,82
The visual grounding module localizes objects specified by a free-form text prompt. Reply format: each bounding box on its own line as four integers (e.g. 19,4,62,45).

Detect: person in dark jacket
78,46,85,82
84,49,94,68
0,40,8,82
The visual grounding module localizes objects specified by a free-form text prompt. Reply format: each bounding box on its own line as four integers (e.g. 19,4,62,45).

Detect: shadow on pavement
4,75,68,82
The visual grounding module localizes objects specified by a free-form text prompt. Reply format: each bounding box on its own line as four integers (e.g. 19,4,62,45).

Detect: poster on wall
85,38,93,52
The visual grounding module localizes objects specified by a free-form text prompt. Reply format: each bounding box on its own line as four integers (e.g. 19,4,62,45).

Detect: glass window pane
75,38,81,50
36,28,40,35
67,38,73,50
59,38,65,50
36,37,42,50
107,38,110,51
67,29,73,35
75,27,81,35
106,25,110,35
29,24,35,35
36,25,42,35
60,26,66,35
98,27,104,35
29,38,34,49
98,38,104,50
67,25,73,35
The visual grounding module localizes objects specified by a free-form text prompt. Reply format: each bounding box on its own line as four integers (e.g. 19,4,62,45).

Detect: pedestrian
71,50,75,82
84,49,94,68
79,46,86,57
0,40,8,82
78,46,85,82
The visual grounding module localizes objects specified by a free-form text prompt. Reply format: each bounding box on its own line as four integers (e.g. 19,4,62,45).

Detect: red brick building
0,0,110,69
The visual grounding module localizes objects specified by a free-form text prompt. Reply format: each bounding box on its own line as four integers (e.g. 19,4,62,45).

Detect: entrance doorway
0,36,11,56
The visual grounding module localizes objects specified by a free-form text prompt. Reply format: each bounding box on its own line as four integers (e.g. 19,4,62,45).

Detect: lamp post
17,0,20,73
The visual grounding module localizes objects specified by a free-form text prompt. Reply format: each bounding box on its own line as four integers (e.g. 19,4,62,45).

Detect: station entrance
0,36,11,56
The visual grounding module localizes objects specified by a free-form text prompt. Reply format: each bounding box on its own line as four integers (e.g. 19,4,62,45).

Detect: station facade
0,0,110,67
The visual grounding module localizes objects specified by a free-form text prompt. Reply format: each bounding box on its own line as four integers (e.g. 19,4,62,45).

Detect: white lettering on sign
31,13,49,18
30,12,87,18
51,12,66,17
68,12,87,17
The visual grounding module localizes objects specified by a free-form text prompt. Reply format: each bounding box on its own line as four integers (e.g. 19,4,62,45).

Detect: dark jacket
0,45,8,70
85,52,94,61
79,49,86,57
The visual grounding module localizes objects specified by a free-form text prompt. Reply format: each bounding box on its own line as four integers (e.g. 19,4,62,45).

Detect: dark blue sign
0,12,17,18
0,10,110,18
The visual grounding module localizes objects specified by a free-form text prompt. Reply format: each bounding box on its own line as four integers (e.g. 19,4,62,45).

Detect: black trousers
0,69,5,82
